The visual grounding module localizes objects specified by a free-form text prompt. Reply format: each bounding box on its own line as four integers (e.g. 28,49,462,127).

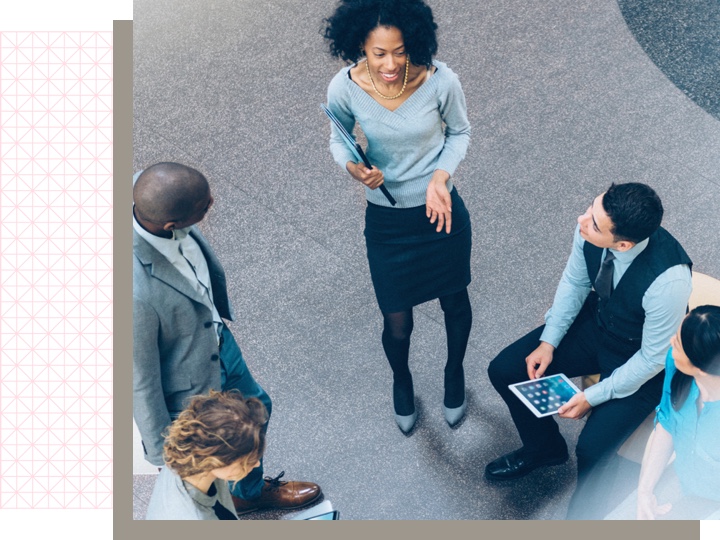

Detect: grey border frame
113,16,700,540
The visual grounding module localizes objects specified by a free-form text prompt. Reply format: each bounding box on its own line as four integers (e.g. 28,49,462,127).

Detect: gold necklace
366,55,410,100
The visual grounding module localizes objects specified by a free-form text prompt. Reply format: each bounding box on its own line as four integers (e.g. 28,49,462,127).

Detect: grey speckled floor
619,0,720,119
132,0,720,520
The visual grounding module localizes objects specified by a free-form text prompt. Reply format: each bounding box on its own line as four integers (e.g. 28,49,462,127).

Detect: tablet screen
508,374,580,418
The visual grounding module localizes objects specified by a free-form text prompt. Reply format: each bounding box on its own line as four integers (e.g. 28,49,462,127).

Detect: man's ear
614,240,635,252
162,221,178,232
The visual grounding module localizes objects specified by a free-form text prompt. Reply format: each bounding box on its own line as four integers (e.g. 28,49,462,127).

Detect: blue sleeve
540,225,593,347
327,69,359,170
435,67,471,176
655,349,677,436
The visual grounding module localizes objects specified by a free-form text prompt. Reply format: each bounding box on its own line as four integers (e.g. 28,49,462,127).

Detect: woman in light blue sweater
323,0,473,433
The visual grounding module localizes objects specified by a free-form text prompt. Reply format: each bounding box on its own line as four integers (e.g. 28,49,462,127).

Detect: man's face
577,193,619,249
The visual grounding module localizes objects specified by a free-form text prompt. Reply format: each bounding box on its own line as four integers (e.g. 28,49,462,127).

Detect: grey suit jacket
133,225,236,465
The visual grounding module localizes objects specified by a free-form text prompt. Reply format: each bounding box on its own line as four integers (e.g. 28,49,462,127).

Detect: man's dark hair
602,182,663,244
323,0,438,68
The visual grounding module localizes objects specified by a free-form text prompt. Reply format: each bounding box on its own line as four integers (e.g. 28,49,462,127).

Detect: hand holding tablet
508,374,581,418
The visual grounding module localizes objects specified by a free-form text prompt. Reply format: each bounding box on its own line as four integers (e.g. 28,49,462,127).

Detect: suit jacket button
211,354,219,361
204,322,213,328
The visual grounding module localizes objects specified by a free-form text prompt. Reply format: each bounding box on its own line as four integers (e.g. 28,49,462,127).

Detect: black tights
381,288,472,414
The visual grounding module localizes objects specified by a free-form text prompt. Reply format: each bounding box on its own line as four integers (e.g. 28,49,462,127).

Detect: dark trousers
487,303,663,519
219,325,272,501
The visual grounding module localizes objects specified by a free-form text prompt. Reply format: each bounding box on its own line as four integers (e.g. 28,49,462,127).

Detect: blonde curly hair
163,390,267,478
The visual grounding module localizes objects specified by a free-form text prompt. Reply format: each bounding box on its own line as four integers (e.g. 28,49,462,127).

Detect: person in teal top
608,304,720,520
637,304,720,518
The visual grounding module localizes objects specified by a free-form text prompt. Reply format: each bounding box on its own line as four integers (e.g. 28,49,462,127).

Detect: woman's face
211,456,261,483
671,320,699,376
363,25,407,85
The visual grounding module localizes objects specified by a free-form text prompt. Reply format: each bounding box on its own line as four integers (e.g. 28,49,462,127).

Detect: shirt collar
182,478,221,509
133,208,192,259
609,237,649,264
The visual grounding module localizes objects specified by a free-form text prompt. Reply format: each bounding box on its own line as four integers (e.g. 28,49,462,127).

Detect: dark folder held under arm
321,103,397,206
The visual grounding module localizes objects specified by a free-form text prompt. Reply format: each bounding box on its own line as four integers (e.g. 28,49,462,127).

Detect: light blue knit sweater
327,60,471,208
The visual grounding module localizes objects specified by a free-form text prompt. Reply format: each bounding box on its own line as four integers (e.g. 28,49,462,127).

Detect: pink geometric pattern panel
0,31,112,509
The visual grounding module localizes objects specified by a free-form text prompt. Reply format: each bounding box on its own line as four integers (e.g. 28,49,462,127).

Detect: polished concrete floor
132,0,720,520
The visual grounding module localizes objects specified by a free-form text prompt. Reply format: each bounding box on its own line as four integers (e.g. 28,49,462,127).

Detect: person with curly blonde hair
145,391,267,520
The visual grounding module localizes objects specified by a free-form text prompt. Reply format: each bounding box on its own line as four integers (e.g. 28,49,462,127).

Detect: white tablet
508,374,581,418
290,500,340,520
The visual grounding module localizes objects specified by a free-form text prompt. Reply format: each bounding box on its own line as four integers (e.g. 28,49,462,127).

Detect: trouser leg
566,371,663,519
487,307,601,454
219,326,272,500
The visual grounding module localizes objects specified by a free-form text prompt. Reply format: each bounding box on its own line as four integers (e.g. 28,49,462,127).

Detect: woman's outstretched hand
347,161,384,190
426,171,452,233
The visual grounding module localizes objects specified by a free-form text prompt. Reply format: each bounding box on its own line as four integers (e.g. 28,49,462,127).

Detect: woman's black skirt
364,188,472,313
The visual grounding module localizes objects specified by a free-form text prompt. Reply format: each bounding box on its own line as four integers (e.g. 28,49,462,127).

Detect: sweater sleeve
326,70,359,170
435,68,471,176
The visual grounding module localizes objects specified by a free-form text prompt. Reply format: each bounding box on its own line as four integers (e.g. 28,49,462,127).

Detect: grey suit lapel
134,230,208,306
189,228,234,321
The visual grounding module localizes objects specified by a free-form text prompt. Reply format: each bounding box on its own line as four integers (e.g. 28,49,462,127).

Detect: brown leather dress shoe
232,471,322,514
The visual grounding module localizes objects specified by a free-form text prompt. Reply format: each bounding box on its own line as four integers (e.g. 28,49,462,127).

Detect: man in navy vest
485,182,692,520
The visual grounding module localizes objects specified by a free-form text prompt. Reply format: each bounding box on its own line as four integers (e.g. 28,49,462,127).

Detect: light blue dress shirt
540,225,692,407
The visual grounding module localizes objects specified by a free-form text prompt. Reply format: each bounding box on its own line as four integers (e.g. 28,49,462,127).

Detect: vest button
204,322,213,328
211,354,219,361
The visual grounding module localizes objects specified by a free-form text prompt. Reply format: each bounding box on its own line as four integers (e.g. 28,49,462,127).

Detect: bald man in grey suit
133,162,321,514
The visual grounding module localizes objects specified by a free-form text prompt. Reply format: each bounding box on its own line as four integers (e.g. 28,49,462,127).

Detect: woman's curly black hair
323,0,438,68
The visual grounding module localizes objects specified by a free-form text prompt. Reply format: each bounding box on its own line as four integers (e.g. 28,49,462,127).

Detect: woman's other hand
426,170,452,233
347,162,384,190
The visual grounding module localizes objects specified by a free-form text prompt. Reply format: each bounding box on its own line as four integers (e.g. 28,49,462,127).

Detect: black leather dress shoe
484,448,568,480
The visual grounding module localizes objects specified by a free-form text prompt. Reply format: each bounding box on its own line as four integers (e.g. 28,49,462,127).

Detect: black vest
583,227,692,346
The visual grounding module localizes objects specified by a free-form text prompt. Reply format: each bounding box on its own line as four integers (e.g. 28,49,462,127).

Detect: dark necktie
212,500,238,520
594,251,616,301
206,483,238,520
